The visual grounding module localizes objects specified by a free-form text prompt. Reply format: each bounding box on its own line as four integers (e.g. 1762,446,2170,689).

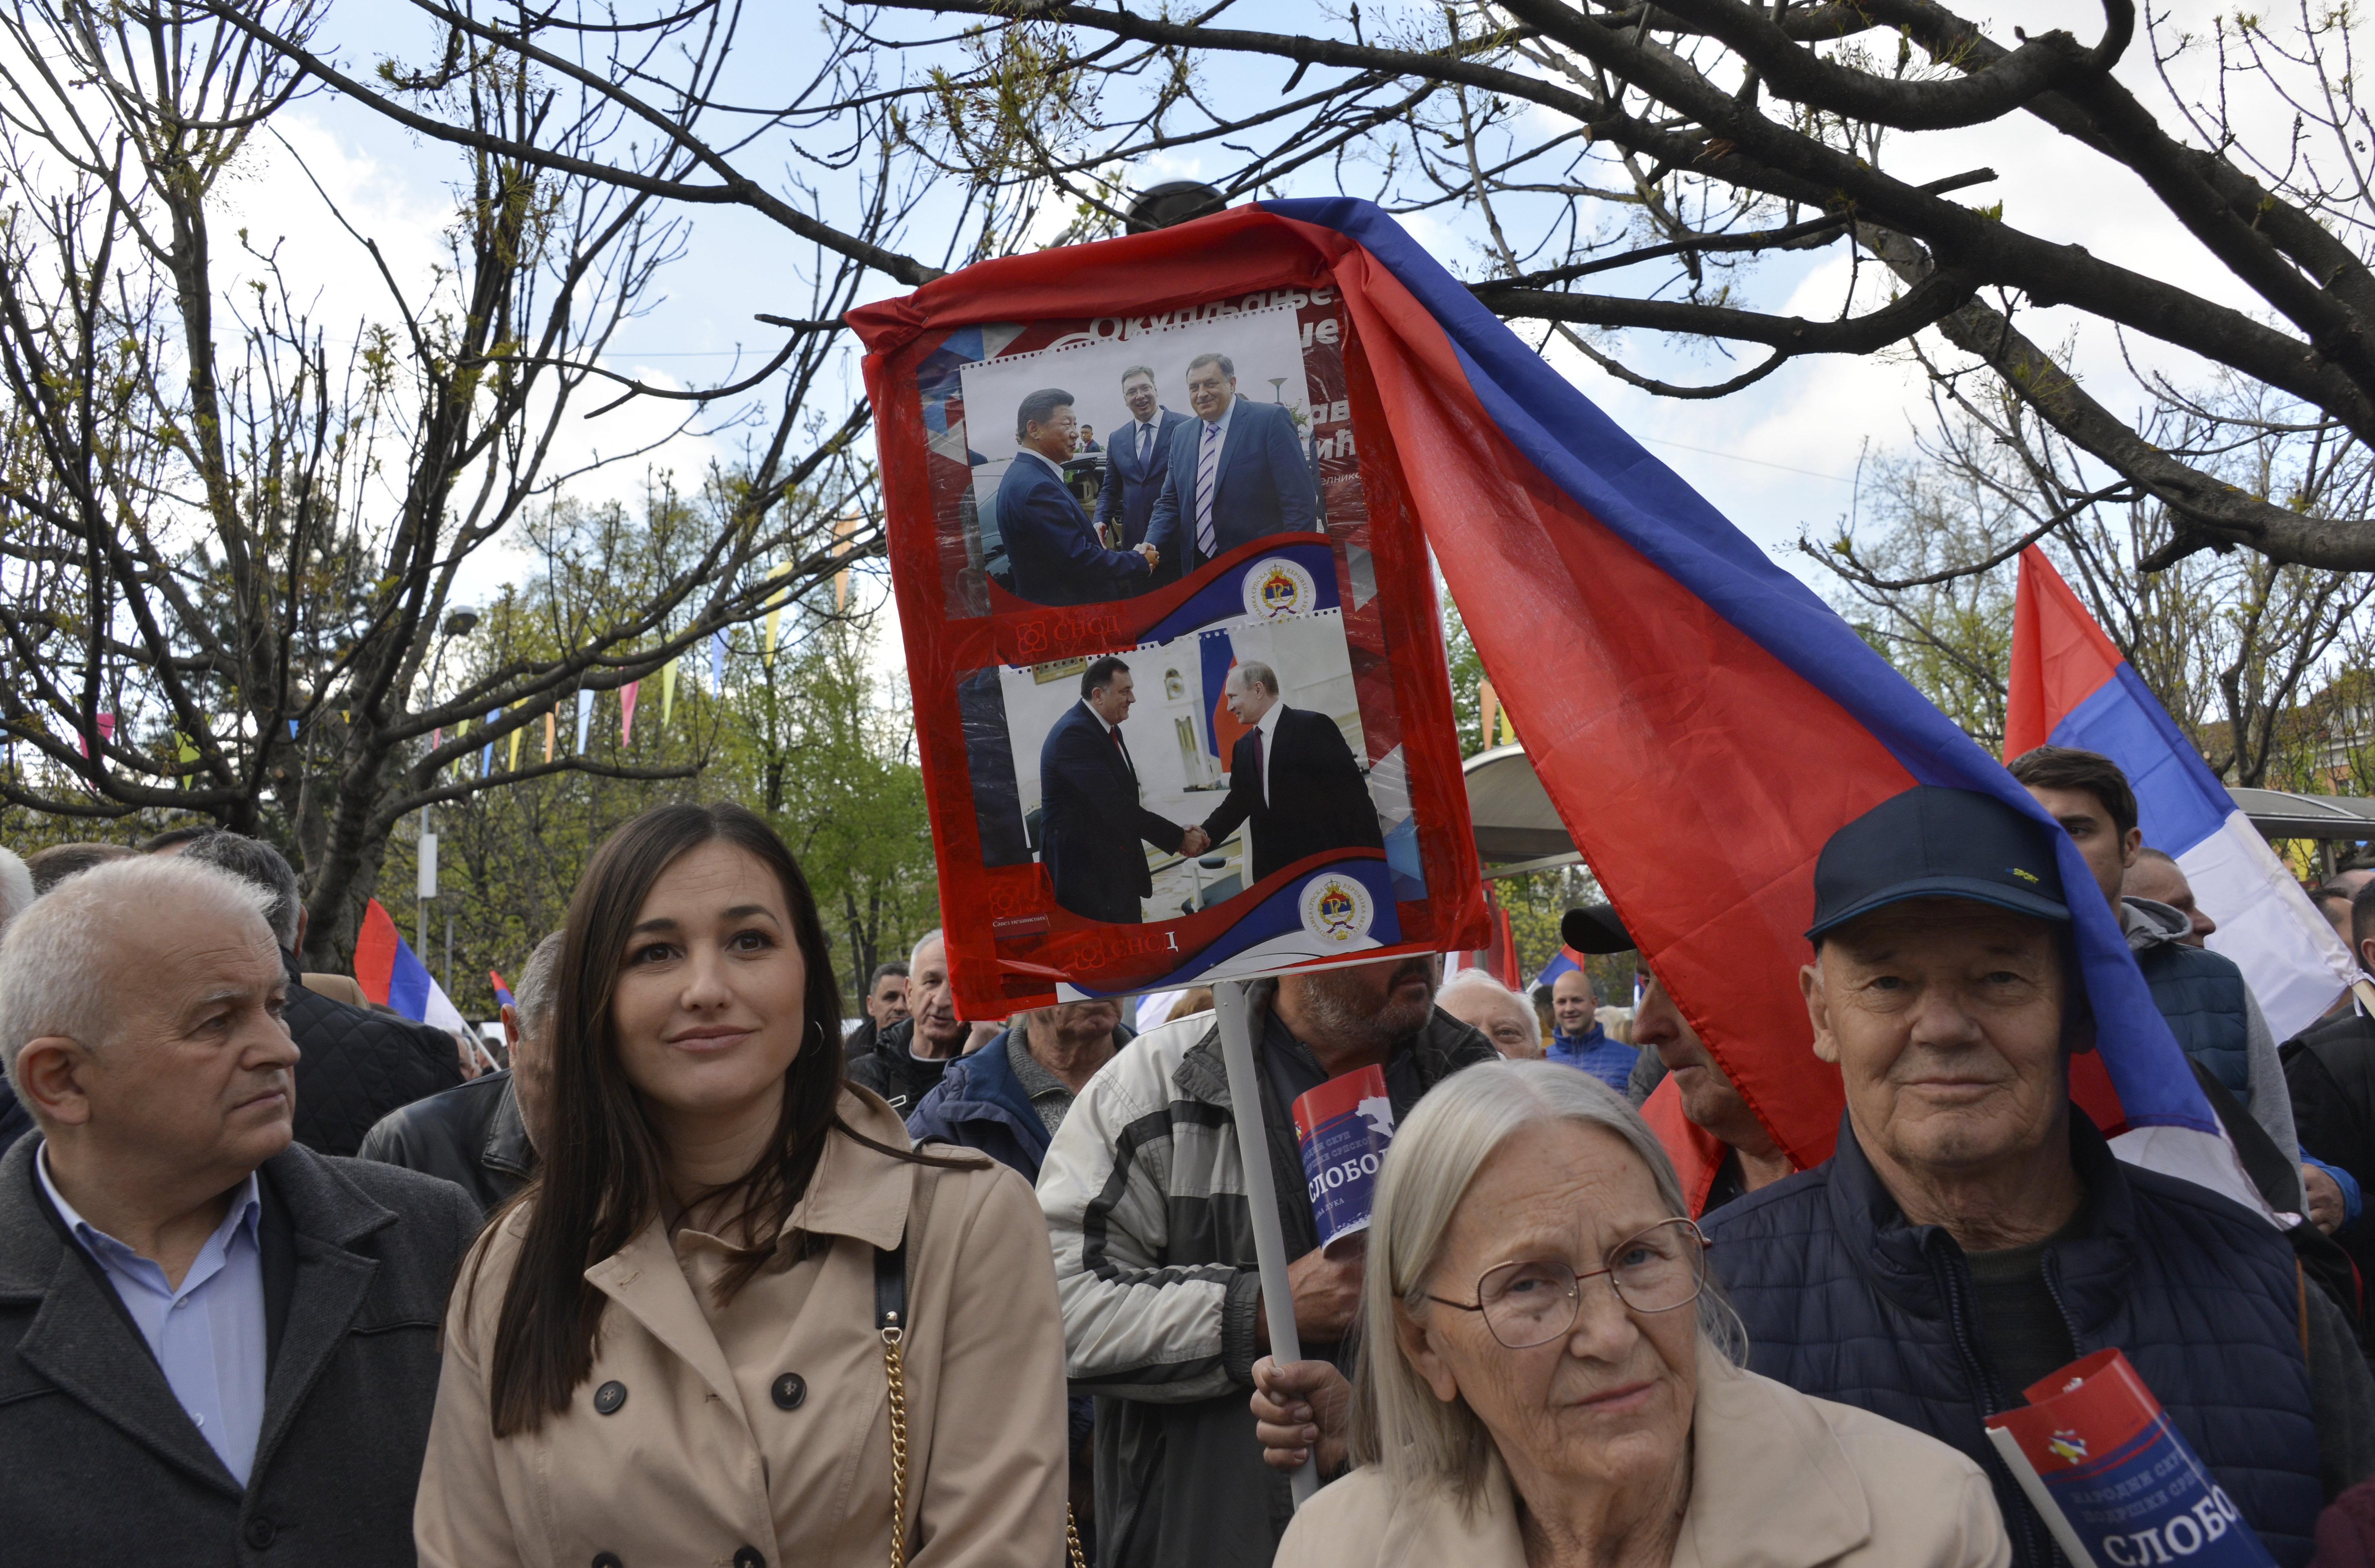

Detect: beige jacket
1275,1352,2010,1568
415,1087,1070,1568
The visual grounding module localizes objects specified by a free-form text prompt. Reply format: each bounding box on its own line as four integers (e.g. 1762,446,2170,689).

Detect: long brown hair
473,801,941,1435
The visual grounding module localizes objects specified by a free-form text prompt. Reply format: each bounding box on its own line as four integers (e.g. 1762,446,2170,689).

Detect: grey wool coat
0,1131,480,1567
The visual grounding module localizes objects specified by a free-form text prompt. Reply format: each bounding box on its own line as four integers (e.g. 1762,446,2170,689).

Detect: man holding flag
2009,745,2302,1165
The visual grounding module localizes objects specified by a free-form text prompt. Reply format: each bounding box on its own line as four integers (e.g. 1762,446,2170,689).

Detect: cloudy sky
203,0,2313,648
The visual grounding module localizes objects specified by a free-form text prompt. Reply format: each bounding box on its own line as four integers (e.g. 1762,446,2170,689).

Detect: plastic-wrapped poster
1293,1064,1395,1255
1984,1348,2276,1568
852,232,1485,1015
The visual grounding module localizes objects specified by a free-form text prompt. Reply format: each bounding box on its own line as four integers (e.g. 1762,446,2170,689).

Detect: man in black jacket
1198,660,1382,884
2288,880,2375,1274
0,853,479,1568
181,832,462,1157
1038,656,1195,923
358,930,560,1215
848,931,982,1115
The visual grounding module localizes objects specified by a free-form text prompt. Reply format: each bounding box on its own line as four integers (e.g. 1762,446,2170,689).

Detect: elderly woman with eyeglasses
1266,1061,2009,1568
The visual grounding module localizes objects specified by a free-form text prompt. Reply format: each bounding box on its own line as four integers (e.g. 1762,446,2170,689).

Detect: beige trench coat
1274,1348,2011,1568
415,1088,1070,1568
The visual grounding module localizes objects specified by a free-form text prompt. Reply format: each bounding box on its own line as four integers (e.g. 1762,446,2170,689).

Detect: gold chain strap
883,1316,1085,1568
883,1323,910,1568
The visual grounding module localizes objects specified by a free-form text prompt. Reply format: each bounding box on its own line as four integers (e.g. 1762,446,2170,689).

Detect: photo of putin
1039,655,1209,923
998,387,1159,606
1143,352,1319,577
1197,660,1383,882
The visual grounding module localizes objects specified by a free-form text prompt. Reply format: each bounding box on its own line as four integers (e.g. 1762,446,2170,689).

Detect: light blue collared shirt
38,1142,268,1486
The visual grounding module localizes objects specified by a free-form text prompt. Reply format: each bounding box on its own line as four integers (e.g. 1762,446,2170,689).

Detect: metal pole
1211,977,1320,1507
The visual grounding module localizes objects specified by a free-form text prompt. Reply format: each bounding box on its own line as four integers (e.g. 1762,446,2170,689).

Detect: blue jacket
997,448,1150,606
2138,938,2252,1096
1095,409,1193,549
1706,1109,2323,1568
904,1023,1135,1183
1143,399,1318,574
1545,1021,1633,1094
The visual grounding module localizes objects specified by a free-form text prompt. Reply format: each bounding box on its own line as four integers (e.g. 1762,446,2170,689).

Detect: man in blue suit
1093,365,1193,594
1039,656,1206,924
998,387,1157,606
1144,353,1320,578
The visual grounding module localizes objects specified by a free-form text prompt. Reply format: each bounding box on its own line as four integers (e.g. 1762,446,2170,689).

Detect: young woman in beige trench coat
414,803,1071,1568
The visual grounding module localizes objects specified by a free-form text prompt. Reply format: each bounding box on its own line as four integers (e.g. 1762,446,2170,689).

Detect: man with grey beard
1037,955,1494,1568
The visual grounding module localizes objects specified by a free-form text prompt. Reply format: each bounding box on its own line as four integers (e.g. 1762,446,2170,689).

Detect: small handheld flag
353,897,472,1036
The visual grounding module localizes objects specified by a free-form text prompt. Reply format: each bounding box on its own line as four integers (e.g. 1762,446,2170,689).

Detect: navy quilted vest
2137,939,2252,1099
1706,1111,2322,1568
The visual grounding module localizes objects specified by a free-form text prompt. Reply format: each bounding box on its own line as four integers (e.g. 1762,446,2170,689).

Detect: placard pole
1212,976,1320,1507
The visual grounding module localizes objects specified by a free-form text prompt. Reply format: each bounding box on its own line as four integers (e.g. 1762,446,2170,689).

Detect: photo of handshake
1179,826,1212,856
1137,543,1160,568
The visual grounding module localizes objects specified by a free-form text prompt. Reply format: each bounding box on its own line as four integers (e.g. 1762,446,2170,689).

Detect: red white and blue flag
1242,197,2243,1206
2008,547,2357,1043
353,896,470,1036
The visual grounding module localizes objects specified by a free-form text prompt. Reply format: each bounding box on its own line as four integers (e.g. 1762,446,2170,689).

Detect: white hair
0,846,32,931
510,930,568,1039
0,855,275,1097
1349,1059,1745,1506
1437,969,1540,1047
910,928,945,970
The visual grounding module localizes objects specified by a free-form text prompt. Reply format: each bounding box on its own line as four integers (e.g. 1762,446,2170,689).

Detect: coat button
592,1555,624,1568
244,1517,277,1549
593,1380,628,1415
770,1373,806,1410
734,1550,765,1568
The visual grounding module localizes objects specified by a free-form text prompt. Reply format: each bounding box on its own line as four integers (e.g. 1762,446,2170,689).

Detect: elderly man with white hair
1438,969,1543,1059
0,854,479,1566
0,845,33,1155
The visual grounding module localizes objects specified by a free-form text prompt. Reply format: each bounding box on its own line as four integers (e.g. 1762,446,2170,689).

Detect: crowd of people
2,743,2375,1566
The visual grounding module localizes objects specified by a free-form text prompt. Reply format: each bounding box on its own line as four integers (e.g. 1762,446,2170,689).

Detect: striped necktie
1194,421,1223,562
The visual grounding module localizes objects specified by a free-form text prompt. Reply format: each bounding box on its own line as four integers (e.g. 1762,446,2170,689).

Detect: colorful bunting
662,657,678,728
574,688,593,753
621,681,639,746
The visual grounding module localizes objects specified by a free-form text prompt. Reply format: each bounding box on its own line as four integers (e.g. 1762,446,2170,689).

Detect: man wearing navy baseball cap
1704,785,2371,1568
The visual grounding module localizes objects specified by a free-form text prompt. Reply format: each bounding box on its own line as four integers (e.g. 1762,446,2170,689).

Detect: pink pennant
82,711,116,758
621,681,640,745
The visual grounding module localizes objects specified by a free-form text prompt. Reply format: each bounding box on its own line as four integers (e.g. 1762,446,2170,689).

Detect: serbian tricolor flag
2008,546,2358,1042
1231,198,2254,1213
1531,945,1589,992
353,896,471,1036
489,969,515,1010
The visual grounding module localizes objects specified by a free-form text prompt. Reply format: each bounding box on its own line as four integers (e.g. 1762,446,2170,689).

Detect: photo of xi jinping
1143,353,1318,577
1039,656,1205,923
999,387,1158,606
1197,659,1382,882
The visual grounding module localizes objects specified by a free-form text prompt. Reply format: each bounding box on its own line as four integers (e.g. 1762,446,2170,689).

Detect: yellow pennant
543,710,556,763
508,723,522,772
763,561,794,666
662,657,678,727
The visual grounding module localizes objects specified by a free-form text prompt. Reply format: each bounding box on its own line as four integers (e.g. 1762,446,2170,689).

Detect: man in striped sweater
1037,957,1494,1568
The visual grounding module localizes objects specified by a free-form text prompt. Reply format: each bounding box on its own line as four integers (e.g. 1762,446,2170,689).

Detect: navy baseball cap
1806,785,2072,942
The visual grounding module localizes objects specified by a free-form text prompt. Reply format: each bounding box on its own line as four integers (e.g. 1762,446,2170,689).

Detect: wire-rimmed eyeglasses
1423,1218,1710,1349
